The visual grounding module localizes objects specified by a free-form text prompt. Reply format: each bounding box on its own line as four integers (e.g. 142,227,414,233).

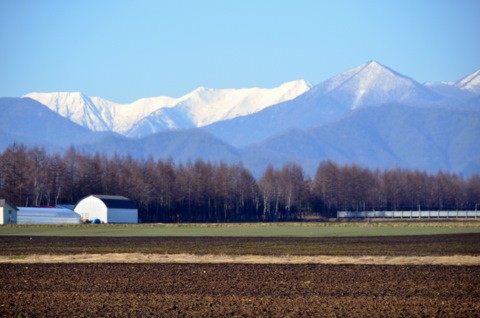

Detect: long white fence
337,210,480,219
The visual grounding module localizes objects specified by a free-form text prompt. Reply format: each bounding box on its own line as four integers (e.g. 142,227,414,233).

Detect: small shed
74,195,138,224
17,207,82,224
0,199,18,224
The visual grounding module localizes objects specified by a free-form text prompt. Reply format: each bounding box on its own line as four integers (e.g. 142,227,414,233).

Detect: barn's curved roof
93,194,137,209
89,195,137,209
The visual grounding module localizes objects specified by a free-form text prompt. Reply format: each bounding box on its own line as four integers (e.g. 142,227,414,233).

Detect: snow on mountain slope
25,80,311,138
0,97,117,150
204,61,446,147
424,81,475,100
204,92,347,148
24,93,178,134
178,80,312,126
424,69,480,105
310,60,442,109
91,95,178,133
24,92,111,132
126,107,195,138
454,69,480,94
126,80,311,138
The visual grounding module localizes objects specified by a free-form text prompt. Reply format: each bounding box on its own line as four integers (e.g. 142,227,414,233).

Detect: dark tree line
0,144,479,222
311,161,480,216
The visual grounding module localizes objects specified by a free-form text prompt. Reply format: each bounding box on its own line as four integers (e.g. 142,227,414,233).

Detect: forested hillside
0,144,479,222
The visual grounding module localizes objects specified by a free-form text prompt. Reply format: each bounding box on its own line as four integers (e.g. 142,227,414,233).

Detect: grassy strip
1,221,480,237
2,254,480,265
1,234,479,256
7,255,27,260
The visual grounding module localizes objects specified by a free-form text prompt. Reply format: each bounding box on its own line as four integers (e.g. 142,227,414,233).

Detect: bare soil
2,234,479,316
1,263,479,317
2,233,480,256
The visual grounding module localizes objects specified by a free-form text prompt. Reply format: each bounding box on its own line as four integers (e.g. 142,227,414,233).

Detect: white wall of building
0,202,17,224
74,195,138,223
74,197,108,223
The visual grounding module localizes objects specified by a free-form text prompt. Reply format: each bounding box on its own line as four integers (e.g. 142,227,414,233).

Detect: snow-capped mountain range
24,79,311,138
203,61,480,147
2,60,479,177
24,60,479,140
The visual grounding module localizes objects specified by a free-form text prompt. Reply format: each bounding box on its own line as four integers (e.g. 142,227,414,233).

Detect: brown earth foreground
2,234,479,316
1,263,479,317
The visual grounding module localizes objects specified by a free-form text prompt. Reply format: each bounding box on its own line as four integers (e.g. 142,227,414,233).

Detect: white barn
0,199,17,224
74,195,138,224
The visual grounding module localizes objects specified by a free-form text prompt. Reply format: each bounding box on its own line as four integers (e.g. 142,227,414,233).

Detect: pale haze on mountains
2,61,480,177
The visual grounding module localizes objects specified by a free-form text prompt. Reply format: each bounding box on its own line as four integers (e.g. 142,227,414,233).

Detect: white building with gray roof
74,195,138,224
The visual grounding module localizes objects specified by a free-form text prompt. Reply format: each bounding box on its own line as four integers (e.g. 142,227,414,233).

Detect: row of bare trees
0,144,479,221
311,161,480,216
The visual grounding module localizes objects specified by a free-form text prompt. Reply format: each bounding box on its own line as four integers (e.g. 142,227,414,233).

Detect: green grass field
1,221,480,237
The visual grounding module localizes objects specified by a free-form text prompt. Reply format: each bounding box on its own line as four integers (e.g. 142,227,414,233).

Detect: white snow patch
25,80,312,137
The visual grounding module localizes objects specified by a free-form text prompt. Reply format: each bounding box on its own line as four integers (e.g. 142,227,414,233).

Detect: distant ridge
24,80,311,138
2,61,478,177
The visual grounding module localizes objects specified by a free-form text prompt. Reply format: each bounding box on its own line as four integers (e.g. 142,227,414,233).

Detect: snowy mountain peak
455,69,480,94
316,60,398,95
364,59,385,69
313,60,439,109
358,60,405,79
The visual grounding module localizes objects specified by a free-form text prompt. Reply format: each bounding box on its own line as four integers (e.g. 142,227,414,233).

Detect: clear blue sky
1,0,479,103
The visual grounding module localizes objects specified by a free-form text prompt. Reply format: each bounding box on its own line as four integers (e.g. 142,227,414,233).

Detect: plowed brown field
1,263,479,317
2,233,480,256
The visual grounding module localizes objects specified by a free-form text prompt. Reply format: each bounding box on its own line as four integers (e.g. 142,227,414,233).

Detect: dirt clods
1,263,479,317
